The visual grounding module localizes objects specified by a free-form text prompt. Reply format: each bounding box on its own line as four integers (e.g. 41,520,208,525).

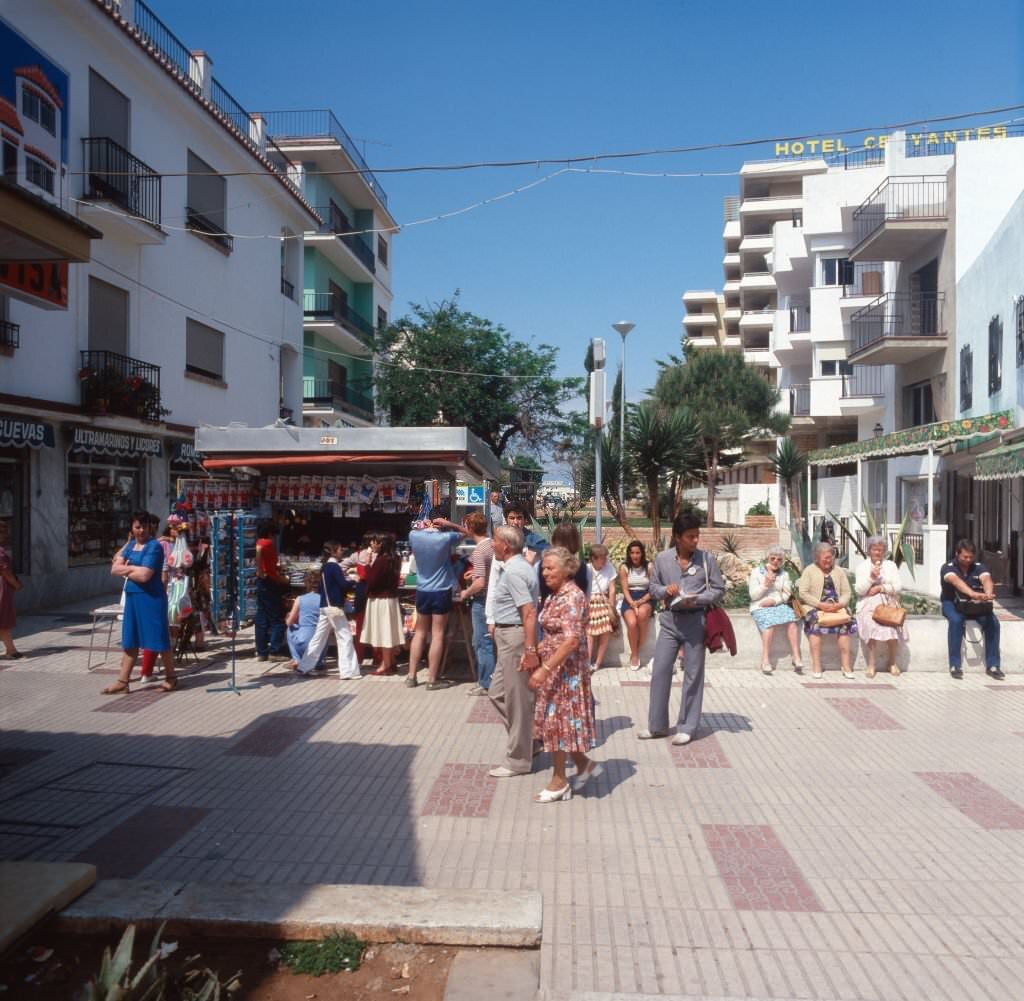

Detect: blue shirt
410,529,461,592
940,559,990,603
121,539,165,598
320,560,349,608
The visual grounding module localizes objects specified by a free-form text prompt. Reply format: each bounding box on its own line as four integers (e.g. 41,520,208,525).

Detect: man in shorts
407,514,467,689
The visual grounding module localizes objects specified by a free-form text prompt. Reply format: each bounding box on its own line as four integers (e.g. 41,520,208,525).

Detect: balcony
839,366,886,412
1,320,19,351
309,204,376,276
850,292,947,365
787,303,810,333
303,291,375,355
302,377,374,421
185,207,233,252
739,308,775,329
789,384,810,416
840,262,884,306
79,350,163,423
683,313,718,328
80,137,164,242
850,176,947,261
739,271,776,292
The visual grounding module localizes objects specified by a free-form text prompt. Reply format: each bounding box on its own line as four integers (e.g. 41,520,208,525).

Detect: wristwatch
524,646,537,653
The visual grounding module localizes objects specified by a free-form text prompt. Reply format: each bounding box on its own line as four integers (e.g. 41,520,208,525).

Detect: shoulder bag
698,551,735,655
953,594,991,618
872,594,906,629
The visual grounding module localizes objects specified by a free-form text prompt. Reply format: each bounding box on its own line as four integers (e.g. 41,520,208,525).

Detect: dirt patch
0,919,455,1000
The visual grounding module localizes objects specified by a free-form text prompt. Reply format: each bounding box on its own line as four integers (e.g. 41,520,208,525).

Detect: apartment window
903,380,935,428
820,360,854,377
186,150,231,251
22,88,56,136
25,155,54,194
988,315,1002,394
2,140,16,182
1016,295,1024,368
88,277,128,355
377,235,388,267
377,306,388,330
960,345,973,411
329,280,348,322
185,318,225,381
822,258,854,287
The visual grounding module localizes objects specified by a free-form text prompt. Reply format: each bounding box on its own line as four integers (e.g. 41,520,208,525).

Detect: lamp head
612,321,635,338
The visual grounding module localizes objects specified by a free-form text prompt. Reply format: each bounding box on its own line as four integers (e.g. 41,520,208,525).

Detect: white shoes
761,663,774,675
534,783,572,804
671,732,692,746
488,766,527,778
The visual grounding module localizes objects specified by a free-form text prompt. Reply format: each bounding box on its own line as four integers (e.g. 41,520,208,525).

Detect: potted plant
745,499,776,528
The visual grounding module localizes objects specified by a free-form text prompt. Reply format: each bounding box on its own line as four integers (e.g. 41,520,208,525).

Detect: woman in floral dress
798,541,857,679
530,546,601,804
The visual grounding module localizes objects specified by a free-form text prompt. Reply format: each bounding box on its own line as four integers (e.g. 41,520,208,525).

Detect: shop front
0,412,56,575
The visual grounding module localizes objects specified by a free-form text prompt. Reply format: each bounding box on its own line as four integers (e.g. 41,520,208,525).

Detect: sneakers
986,666,1006,680
671,732,692,746
488,765,528,778
636,729,669,740
950,667,964,679
792,659,804,673
405,674,418,688
810,670,823,680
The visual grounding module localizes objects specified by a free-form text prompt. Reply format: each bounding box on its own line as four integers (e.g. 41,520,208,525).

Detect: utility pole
589,338,606,544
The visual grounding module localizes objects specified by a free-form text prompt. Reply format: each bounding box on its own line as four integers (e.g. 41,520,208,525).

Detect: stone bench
599,609,1020,674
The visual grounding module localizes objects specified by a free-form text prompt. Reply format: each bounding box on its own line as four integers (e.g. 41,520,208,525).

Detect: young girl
586,544,618,670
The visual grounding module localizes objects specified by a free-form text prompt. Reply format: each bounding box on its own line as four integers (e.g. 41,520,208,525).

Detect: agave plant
827,499,917,579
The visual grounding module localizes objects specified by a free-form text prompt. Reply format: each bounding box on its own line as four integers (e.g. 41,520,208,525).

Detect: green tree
653,347,789,526
375,296,583,459
626,403,702,545
769,438,809,531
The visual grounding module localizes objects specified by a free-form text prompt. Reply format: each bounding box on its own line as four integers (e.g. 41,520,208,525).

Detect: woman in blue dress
102,512,178,694
285,569,326,668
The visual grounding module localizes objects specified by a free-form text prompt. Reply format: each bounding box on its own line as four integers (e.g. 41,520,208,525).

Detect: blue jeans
470,600,496,689
941,599,1000,670
255,579,286,656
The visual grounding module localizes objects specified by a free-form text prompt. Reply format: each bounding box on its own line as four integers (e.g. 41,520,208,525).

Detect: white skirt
363,596,405,648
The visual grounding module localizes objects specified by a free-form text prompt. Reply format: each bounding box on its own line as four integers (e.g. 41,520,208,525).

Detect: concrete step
59,879,542,947
0,861,96,954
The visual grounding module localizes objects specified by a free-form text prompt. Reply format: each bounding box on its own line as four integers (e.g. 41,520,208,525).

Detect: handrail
82,137,162,227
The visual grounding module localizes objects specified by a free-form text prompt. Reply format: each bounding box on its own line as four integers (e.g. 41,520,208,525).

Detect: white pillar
190,50,214,99
856,457,862,524
927,444,935,528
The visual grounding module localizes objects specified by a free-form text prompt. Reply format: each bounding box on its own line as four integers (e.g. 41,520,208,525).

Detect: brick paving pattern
1,607,1023,999
93,687,173,714
467,699,503,724
420,763,495,818
703,824,823,912
915,772,1024,830
826,697,905,731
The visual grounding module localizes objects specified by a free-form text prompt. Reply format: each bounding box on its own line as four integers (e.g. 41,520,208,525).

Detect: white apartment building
0,0,317,610
683,127,1023,595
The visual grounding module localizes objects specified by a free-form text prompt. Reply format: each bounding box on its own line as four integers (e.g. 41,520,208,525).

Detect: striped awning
975,441,1024,481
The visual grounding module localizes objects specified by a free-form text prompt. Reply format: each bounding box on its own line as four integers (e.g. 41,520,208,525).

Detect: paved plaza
1,606,1023,1001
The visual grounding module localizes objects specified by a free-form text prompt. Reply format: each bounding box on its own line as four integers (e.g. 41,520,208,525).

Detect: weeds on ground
278,931,366,976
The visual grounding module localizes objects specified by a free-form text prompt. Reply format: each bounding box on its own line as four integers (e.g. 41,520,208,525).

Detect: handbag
790,596,806,619
953,594,991,618
872,596,906,629
816,608,852,629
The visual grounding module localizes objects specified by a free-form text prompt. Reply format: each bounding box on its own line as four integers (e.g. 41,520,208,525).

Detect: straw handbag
872,596,906,628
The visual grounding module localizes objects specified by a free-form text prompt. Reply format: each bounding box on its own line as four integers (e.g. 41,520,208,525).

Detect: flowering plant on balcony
80,366,169,421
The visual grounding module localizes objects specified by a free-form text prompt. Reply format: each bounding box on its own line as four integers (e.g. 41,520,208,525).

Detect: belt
494,622,522,628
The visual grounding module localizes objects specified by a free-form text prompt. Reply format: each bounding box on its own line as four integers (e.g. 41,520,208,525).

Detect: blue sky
164,0,1022,409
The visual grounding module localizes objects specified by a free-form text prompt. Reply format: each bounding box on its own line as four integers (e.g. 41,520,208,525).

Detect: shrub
746,500,773,517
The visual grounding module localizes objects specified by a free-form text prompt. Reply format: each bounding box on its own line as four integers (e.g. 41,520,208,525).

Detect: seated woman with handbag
854,536,907,679
940,539,1003,680
797,541,857,680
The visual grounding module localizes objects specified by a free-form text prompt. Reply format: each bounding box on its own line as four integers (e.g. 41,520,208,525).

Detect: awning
203,452,466,470
69,426,163,457
808,410,1013,466
975,441,1024,481
0,413,55,449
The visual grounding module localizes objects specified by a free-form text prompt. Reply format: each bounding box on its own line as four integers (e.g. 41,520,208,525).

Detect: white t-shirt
587,562,615,598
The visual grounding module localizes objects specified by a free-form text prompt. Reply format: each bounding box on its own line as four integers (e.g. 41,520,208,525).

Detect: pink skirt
856,592,908,643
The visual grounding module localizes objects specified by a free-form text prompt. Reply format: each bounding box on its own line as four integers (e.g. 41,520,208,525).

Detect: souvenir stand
207,510,259,694
193,424,503,677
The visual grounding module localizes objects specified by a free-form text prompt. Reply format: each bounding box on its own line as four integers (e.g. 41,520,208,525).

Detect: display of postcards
345,476,361,501
289,476,301,501
323,477,338,502
310,475,323,501
336,476,348,500
358,475,378,504
378,478,394,502
333,503,346,518
393,478,411,503
300,475,312,500
344,502,361,518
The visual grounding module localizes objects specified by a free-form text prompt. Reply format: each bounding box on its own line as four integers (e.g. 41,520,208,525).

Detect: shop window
22,88,56,136
821,258,853,287
185,318,225,381
988,315,1002,395
25,155,54,195
0,456,26,573
903,380,935,428
67,452,142,565
960,345,973,411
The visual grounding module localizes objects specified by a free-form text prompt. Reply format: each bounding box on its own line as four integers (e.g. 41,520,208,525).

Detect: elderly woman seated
854,535,907,678
797,541,857,679
747,545,803,674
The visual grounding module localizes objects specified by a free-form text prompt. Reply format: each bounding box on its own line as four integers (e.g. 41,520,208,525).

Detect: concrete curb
0,862,96,954
58,880,543,948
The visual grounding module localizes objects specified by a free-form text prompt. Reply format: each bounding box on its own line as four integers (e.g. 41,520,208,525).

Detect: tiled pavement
1,610,1023,1000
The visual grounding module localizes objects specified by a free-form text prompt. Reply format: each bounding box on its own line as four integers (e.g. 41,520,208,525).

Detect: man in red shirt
255,520,288,661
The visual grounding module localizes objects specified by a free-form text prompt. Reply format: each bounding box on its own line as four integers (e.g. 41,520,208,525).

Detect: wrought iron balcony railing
80,349,163,422
82,137,162,227
302,378,373,417
841,366,886,398
280,276,294,301
303,292,375,343
185,206,233,252
852,176,947,247
851,292,945,354
312,206,376,273
841,261,884,298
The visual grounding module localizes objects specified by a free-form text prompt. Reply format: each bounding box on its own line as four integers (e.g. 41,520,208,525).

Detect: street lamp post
612,321,635,515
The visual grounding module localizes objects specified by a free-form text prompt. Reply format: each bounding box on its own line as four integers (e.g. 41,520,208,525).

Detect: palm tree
626,404,701,545
769,438,808,531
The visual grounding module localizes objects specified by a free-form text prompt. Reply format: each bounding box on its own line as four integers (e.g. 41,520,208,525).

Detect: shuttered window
185,319,224,381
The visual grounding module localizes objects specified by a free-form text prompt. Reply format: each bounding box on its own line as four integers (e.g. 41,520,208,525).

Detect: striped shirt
470,538,494,597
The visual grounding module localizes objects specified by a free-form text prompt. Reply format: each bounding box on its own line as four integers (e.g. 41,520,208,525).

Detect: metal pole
619,347,626,514
927,444,935,528
595,425,603,545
